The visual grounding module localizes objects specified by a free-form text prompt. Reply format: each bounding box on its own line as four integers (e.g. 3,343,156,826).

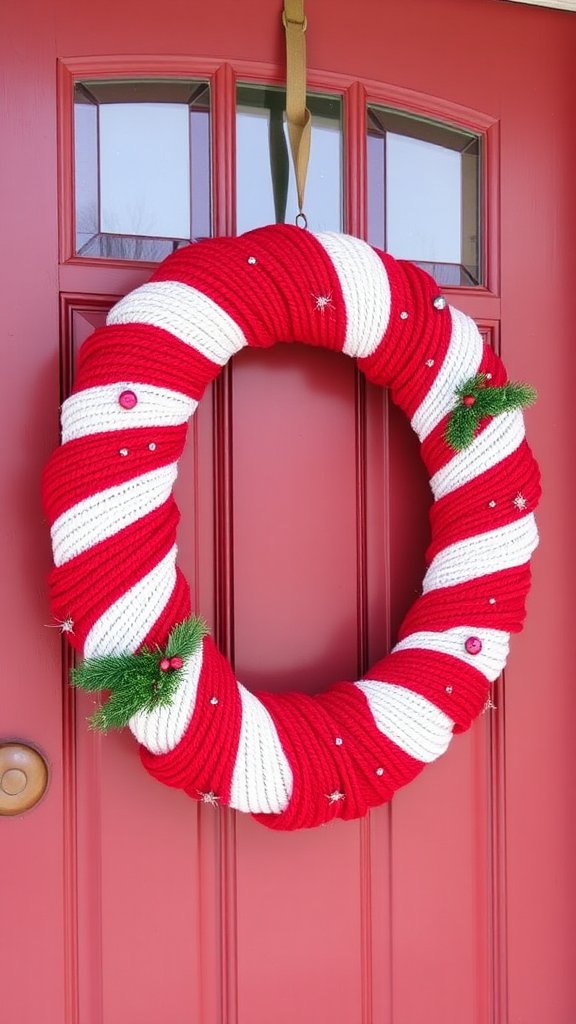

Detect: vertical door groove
347,79,391,1024
62,639,80,1024
60,296,106,1024
489,673,510,1024
212,59,240,1024
60,295,80,1023
344,81,367,241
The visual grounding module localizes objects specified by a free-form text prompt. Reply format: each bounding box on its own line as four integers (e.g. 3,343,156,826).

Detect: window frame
58,57,499,301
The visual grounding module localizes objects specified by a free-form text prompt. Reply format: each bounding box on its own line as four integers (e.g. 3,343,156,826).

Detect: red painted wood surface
1,1,575,1021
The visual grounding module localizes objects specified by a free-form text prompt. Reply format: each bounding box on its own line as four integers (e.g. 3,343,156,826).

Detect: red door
2,1,575,1021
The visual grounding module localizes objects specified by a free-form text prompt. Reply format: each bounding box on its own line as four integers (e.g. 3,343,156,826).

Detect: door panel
2,1,575,1022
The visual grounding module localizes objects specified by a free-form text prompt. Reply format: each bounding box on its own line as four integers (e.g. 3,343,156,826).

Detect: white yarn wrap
431,410,526,499
230,687,293,814
315,232,391,358
107,281,248,365
412,307,484,441
354,682,453,763
85,545,178,658
62,383,197,441
423,516,538,592
51,464,177,566
130,643,204,755
393,626,510,683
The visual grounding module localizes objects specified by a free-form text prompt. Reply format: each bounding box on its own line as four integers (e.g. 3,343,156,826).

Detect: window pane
367,107,481,286
99,103,190,237
74,90,99,251
73,80,211,261
236,85,342,233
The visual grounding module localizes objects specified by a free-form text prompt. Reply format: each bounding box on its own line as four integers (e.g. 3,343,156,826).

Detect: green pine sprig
164,616,208,660
71,616,209,732
445,373,536,451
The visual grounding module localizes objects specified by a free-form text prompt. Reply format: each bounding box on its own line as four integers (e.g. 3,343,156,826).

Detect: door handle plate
0,743,49,816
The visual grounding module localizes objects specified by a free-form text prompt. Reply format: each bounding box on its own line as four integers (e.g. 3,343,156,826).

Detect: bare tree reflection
76,202,191,261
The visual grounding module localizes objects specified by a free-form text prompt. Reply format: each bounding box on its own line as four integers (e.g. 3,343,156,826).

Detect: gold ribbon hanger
282,0,312,225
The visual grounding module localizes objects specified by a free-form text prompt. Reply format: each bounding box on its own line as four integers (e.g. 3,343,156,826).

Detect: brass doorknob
0,743,49,816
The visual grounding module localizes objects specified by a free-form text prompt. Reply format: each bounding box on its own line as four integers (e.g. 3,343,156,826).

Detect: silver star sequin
199,791,219,806
45,616,74,634
314,293,334,313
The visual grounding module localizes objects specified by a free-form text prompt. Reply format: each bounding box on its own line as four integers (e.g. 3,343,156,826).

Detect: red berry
462,395,476,407
169,656,184,670
159,657,171,672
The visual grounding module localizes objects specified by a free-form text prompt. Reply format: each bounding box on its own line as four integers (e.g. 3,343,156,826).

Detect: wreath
42,225,540,830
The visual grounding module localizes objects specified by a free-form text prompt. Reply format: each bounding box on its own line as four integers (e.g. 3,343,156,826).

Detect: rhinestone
433,295,447,310
488,500,497,508
426,358,435,368
465,636,483,656
400,311,409,320
375,767,384,776
335,737,343,746
118,389,137,409
485,372,492,380
445,685,453,694
210,696,219,705
148,442,157,451
247,256,257,265
119,448,129,457
488,597,496,605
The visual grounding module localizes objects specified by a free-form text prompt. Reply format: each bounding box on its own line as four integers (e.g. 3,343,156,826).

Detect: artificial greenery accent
445,374,536,451
71,616,209,732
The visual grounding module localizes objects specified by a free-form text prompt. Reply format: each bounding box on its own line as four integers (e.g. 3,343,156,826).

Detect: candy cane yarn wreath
42,224,540,831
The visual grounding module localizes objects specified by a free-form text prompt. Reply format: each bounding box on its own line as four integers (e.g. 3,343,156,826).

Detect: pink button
465,636,483,655
118,390,137,409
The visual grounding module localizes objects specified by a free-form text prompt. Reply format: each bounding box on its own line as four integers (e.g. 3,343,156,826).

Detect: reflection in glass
74,80,211,261
236,85,342,234
367,107,481,286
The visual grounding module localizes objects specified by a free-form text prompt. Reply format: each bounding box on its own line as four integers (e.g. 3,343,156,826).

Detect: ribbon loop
283,0,311,221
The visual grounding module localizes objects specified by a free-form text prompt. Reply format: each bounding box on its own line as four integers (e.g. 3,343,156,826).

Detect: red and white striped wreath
42,225,540,831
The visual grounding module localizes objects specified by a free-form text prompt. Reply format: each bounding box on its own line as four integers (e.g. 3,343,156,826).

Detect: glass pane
236,85,342,233
73,80,211,261
74,89,99,251
99,102,190,237
367,107,481,286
